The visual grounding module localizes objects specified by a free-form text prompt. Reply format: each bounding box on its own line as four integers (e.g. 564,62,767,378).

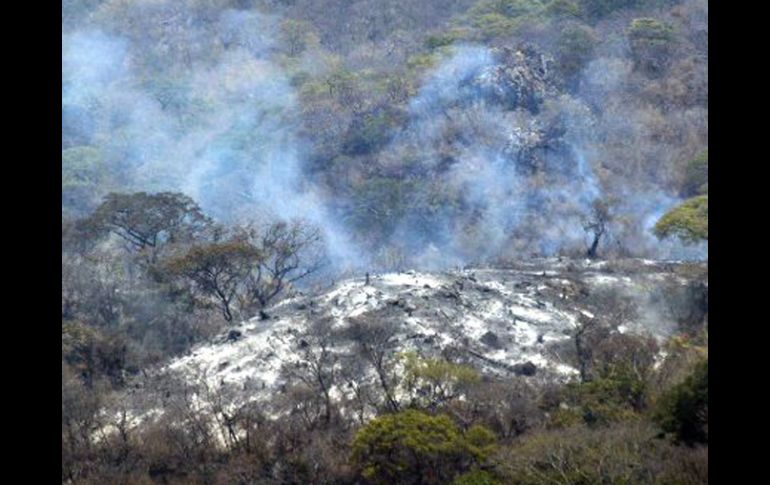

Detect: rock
514,361,537,376
480,331,501,349
299,339,309,349
469,44,556,114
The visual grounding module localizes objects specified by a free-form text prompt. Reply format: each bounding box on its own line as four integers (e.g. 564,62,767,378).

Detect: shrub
628,18,677,75
351,410,497,484
681,149,708,197
452,469,502,485
495,421,706,484
544,0,583,18
654,359,708,445
556,24,598,81
580,0,641,19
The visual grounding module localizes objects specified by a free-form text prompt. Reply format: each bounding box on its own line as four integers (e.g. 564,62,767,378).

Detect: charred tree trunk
586,233,601,259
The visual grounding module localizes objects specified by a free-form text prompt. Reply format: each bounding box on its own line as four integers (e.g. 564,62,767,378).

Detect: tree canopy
654,195,708,244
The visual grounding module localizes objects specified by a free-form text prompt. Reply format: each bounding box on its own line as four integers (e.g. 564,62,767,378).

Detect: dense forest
62,0,707,483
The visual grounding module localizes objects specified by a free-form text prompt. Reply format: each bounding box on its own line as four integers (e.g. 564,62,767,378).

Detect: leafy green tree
351,410,497,484
654,195,708,243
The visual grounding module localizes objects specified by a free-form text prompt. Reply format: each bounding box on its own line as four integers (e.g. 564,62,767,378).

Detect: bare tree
282,318,340,427
164,240,261,322
573,315,609,383
346,312,401,412
583,199,611,259
243,220,327,314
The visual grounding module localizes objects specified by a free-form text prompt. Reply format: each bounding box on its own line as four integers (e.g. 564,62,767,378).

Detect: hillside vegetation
62,0,707,483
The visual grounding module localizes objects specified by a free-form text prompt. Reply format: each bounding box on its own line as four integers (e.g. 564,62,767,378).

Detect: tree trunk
587,233,600,258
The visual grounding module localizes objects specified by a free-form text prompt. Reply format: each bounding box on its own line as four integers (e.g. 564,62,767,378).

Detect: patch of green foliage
463,0,549,40
544,0,584,18
351,409,497,484
342,109,401,156
549,377,644,428
654,359,708,445
628,17,677,74
681,149,708,196
654,195,708,243
468,0,546,18
629,17,676,42
580,0,641,19
425,29,471,50
452,469,502,485
400,352,481,409
555,23,598,80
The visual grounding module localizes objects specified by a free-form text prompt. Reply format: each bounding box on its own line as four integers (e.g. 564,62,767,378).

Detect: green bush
351,410,497,484
580,0,640,19
628,18,677,74
654,359,708,445
426,31,463,50
452,469,502,485
544,0,583,18
470,13,522,40
342,110,400,156
469,0,545,18
556,24,598,80
548,376,644,428
681,150,708,197
547,349,654,429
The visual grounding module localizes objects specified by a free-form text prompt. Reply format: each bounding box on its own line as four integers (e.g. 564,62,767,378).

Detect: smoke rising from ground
63,10,362,270
63,2,706,275
373,45,705,267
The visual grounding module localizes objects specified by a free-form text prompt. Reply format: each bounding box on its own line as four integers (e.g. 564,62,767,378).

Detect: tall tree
89,192,212,259
165,240,261,322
